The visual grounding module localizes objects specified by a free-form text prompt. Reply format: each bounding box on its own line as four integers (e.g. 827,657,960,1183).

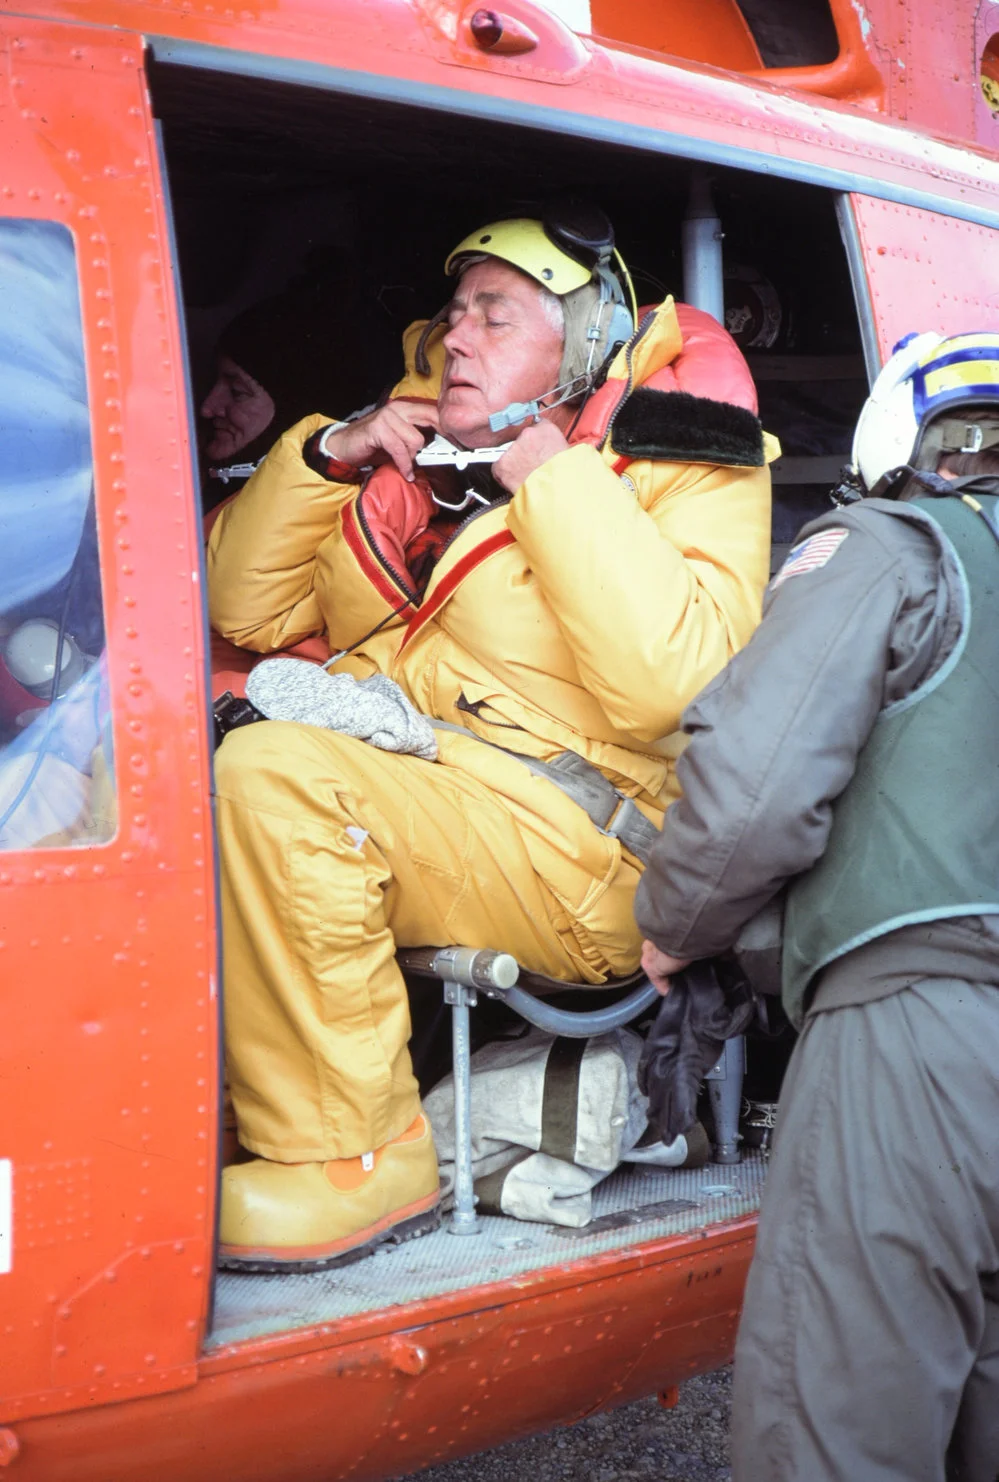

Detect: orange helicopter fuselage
2,2,999,1477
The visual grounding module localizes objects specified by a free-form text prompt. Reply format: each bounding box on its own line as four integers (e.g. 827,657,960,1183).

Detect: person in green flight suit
635,330,999,1482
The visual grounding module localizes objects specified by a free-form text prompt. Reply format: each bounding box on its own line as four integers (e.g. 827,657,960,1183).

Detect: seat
397,946,746,1234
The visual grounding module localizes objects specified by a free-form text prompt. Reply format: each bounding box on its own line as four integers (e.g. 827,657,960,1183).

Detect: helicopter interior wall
150,62,862,1334
150,61,868,553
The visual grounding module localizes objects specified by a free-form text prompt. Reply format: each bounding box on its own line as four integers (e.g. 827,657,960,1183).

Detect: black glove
637,960,757,1144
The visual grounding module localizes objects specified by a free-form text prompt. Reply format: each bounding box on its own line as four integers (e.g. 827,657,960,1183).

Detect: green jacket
781,492,999,1024
635,485,999,1025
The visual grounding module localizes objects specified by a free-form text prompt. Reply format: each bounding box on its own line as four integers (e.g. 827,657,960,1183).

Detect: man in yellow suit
207,206,772,1269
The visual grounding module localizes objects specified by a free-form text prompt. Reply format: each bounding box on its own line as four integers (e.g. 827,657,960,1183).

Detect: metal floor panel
209,1153,766,1349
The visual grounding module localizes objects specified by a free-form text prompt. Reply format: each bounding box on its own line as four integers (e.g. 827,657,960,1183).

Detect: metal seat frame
398,947,745,1235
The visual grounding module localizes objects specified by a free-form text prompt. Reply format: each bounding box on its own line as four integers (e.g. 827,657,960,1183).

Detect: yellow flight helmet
445,218,593,296
416,205,638,418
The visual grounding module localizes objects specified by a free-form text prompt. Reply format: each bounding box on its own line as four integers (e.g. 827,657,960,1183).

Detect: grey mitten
246,659,438,761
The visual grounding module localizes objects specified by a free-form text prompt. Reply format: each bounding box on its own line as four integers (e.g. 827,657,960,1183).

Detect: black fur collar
609,387,765,468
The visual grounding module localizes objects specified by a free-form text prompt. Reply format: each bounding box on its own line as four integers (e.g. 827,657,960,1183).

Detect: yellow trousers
214,722,644,1161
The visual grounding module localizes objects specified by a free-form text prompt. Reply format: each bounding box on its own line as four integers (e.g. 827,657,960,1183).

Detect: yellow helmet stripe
924,359,999,398
923,333,999,362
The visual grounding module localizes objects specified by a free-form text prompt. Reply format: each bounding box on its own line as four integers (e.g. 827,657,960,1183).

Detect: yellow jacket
208,297,773,814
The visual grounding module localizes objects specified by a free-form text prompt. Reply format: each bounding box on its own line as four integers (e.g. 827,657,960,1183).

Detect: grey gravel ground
402,1367,732,1482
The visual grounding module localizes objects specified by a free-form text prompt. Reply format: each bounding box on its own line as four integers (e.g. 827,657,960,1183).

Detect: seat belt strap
428,718,659,863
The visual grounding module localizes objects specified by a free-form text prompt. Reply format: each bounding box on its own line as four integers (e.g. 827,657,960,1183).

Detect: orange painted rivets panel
0,1429,19,1467
658,1386,680,1409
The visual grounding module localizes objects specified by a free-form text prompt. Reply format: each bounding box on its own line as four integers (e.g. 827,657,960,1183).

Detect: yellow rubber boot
219,1113,442,1272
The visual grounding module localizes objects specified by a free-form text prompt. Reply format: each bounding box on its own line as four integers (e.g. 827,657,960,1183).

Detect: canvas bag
425,1026,653,1228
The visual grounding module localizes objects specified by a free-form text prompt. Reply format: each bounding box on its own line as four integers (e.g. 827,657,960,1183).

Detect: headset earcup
607,301,635,353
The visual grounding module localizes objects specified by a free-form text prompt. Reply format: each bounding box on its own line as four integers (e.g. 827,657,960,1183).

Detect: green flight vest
781,493,999,1026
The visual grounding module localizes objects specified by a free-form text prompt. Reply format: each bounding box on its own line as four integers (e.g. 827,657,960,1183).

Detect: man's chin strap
414,436,510,511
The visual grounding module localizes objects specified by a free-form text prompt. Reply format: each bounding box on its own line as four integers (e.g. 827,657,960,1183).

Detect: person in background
200,252,372,506
200,354,276,477
635,330,999,1482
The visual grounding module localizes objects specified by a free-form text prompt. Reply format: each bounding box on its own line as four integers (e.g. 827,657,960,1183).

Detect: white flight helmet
852,330,999,494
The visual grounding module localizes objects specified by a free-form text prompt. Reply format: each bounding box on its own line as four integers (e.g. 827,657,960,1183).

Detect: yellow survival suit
208,243,772,1264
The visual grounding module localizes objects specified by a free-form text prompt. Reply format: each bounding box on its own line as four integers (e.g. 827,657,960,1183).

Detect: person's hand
641,939,691,997
324,400,440,483
493,420,570,493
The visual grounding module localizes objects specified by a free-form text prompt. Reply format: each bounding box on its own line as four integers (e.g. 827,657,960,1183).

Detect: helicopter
1,0,999,1477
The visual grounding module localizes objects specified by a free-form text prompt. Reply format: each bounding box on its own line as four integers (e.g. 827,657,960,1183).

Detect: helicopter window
582,0,840,70
982,34,999,119
0,220,115,852
149,63,868,549
735,0,840,68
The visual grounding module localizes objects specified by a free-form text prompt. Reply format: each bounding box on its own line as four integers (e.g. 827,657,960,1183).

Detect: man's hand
641,939,692,997
494,420,570,493
324,400,440,483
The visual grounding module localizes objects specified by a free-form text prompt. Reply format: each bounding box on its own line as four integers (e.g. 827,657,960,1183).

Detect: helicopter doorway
149,51,867,1346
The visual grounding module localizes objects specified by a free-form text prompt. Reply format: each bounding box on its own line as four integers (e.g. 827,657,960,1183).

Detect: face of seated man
438,259,567,450
201,354,276,462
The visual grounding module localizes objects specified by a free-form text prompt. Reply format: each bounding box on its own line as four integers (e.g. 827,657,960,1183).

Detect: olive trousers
213,721,642,1162
732,978,999,1482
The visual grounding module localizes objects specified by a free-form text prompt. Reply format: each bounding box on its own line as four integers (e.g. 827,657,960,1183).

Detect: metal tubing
448,984,481,1235
502,981,659,1038
682,172,725,326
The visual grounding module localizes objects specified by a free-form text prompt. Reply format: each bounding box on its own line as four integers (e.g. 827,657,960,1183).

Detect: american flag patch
772,528,849,589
